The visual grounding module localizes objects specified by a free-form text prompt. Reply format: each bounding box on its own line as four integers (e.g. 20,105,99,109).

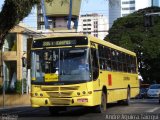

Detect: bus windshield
31,48,91,83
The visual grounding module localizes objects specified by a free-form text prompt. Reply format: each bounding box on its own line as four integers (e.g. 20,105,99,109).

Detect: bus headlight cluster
77,91,88,96
35,93,38,96
32,93,44,97
82,91,86,94
40,93,43,97
77,92,81,96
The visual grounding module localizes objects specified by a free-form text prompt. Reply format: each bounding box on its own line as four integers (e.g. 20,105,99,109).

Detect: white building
78,13,109,40
135,0,151,10
109,0,151,28
153,0,160,7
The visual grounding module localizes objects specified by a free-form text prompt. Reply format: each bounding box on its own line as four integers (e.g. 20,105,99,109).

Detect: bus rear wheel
94,92,107,113
124,88,130,105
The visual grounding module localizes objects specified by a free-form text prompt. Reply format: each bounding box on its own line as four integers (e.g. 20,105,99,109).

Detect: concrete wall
0,94,30,107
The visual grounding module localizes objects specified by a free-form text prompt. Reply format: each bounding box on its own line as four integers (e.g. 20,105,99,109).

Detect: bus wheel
124,88,130,105
94,92,107,113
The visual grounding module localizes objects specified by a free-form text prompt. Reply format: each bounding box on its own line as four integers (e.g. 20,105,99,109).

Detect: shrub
15,80,22,94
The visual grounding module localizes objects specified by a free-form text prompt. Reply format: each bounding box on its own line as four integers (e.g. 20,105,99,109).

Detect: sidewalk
0,94,30,109
0,105,31,111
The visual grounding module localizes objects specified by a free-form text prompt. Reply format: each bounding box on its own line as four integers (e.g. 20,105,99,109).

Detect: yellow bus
30,34,139,114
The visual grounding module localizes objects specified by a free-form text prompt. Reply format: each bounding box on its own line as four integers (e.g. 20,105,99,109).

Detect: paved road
0,99,160,120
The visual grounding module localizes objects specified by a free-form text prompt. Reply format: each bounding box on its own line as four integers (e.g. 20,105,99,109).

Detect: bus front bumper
31,95,94,107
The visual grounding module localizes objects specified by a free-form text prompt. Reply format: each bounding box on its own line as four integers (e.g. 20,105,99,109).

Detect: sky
0,0,157,29
0,0,108,29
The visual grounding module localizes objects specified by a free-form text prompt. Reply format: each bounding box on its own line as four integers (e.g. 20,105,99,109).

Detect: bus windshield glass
31,48,91,83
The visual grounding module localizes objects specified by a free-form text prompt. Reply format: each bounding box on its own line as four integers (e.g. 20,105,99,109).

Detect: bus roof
87,35,136,56
33,34,136,56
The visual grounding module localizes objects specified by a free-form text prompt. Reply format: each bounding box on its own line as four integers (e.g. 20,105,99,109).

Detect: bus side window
123,53,127,72
106,47,112,70
91,48,99,80
131,56,137,73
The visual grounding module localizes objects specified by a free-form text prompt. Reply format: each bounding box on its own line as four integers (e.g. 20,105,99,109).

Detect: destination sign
42,40,76,47
32,36,88,48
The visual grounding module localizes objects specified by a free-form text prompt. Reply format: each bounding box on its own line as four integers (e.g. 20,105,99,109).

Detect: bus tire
124,88,131,105
94,92,107,113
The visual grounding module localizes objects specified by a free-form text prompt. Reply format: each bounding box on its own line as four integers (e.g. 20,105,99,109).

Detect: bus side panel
98,71,139,103
87,81,102,106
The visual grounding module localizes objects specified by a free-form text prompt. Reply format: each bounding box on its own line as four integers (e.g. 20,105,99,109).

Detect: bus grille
41,86,59,91
50,98,71,105
41,86,79,91
47,92,72,97
60,86,79,91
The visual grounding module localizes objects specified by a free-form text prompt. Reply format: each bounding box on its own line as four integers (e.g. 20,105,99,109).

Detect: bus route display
32,36,88,48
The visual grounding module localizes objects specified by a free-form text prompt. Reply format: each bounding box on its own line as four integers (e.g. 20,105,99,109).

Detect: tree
104,7,160,83
0,0,68,49
0,0,40,49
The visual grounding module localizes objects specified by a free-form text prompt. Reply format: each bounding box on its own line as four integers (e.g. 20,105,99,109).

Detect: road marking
146,107,160,113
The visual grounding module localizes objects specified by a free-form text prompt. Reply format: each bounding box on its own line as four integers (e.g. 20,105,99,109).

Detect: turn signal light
88,91,92,94
77,92,81,96
40,93,43,97
82,91,86,94
35,93,38,96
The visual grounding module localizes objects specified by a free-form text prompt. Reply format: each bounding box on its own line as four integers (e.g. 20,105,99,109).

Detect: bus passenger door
90,44,101,105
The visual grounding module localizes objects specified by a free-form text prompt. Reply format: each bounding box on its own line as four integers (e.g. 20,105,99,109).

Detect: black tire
124,88,131,106
94,92,107,113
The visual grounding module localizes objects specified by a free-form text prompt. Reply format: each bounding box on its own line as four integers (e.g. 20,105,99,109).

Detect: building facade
153,0,160,6
0,23,39,94
109,0,151,28
37,0,81,30
78,14,109,40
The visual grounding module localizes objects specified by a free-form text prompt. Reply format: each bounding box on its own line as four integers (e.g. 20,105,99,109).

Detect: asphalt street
0,99,160,120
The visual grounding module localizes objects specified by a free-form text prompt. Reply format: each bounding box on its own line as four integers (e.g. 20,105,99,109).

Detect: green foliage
105,7,160,83
15,80,22,94
0,0,40,48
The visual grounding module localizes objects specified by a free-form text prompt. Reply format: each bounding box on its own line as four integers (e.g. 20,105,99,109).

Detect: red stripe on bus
108,74,112,86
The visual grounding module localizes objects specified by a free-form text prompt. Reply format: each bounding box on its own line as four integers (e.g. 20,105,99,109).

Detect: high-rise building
109,0,136,28
153,0,160,6
78,14,109,40
109,0,151,28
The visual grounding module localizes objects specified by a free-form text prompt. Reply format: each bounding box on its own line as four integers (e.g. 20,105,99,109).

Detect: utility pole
41,0,49,29
68,0,73,30
1,47,5,108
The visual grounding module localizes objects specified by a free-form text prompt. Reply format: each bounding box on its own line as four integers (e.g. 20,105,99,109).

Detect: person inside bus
106,65,111,71
78,58,89,71
106,61,111,71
